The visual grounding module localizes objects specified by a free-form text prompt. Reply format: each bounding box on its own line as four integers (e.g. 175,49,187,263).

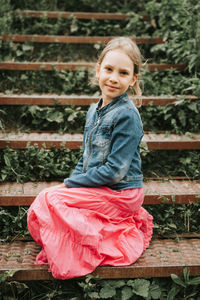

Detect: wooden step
0,132,200,150
0,94,197,106
1,34,163,44
7,233,200,242
10,232,200,242
0,61,186,71
0,180,199,206
15,10,150,21
1,239,200,280
144,132,200,150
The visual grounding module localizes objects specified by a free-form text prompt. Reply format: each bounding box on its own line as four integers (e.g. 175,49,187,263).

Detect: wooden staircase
0,9,200,281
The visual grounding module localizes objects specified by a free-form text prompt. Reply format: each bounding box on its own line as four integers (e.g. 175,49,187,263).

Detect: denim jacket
64,93,144,190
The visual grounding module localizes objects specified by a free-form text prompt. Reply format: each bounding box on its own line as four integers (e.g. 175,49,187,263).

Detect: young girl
27,37,153,280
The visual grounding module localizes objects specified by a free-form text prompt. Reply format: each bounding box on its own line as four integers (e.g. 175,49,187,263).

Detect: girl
27,37,153,280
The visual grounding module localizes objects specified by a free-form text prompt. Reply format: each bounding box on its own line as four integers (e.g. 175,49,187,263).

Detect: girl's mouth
106,84,119,91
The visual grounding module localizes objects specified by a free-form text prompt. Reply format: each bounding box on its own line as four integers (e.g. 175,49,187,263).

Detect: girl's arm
64,109,143,188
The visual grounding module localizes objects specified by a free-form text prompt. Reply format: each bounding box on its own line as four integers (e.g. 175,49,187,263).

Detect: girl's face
96,48,137,106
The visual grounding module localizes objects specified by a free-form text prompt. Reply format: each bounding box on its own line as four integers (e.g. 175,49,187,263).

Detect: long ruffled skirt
27,186,153,279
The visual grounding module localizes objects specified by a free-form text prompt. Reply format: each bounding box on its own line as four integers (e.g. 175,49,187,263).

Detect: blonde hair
93,37,143,106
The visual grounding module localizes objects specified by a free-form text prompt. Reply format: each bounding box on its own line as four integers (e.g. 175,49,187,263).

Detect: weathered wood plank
1,34,164,44
0,94,197,106
0,61,186,71
1,239,200,280
0,132,199,150
143,132,200,150
0,180,199,206
15,10,150,21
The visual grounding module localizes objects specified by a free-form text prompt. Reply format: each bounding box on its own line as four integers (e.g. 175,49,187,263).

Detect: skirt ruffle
27,186,153,279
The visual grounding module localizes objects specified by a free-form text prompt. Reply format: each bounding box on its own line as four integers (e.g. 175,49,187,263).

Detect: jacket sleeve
64,109,143,188
70,156,83,176
68,107,89,177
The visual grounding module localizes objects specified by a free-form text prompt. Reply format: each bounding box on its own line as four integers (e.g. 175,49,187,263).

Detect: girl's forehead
102,49,134,69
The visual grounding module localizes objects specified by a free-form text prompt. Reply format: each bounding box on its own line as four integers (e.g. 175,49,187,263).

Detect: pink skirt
27,186,153,279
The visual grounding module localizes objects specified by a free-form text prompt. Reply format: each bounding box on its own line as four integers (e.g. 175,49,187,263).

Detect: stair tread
15,10,150,21
0,131,199,150
0,239,200,280
1,34,163,44
0,61,186,71
0,94,197,106
0,180,199,206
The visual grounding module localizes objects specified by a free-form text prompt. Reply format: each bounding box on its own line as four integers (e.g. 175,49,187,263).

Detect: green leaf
167,286,180,300
0,270,18,283
106,279,126,289
178,110,186,127
22,44,33,51
99,284,116,299
121,286,133,300
183,267,190,282
88,291,100,298
20,74,28,80
85,274,95,283
127,279,150,297
188,102,198,113
4,154,11,167
47,111,64,123
188,276,200,285
171,274,187,288
70,18,78,33
16,50,23,56
149,283,162,299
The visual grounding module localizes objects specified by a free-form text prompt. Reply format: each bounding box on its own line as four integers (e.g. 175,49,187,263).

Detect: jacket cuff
64,178,70,187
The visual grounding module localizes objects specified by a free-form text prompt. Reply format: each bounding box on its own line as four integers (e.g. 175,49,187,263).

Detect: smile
106,84,119,90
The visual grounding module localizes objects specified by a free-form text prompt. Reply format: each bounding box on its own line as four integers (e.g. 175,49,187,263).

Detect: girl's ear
129,74,138,87
96,63,100,79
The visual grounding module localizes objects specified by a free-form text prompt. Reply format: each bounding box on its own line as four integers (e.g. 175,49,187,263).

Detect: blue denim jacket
64,93,144,190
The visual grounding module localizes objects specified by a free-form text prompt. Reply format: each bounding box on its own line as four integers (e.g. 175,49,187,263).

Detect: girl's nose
109,72,118,82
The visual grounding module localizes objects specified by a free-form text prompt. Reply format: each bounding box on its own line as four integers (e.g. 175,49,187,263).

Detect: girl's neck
101,97,113,108
100,93,125,109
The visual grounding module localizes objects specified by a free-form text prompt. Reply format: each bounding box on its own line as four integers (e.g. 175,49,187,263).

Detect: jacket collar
96,93,128,116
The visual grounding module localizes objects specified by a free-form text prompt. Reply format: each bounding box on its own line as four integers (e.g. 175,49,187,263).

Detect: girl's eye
120,71,128,75
105,67,112,71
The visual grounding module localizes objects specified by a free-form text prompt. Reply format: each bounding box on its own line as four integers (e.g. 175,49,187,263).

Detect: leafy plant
0,68,97,94
146,0,200,71
0,206,29,240
0,273,81,299
20,105,87,132
0,270,30,300
147,203,200,236
141,99,200,134
168,268,200,300
142,150,200,179
1,99,200,134
10,0,147,13
0,146,82,183
0,68,197,96
0,41,100,62
8,13,153,37
0,148,199,184
1,272,200,299
0,0,13,35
